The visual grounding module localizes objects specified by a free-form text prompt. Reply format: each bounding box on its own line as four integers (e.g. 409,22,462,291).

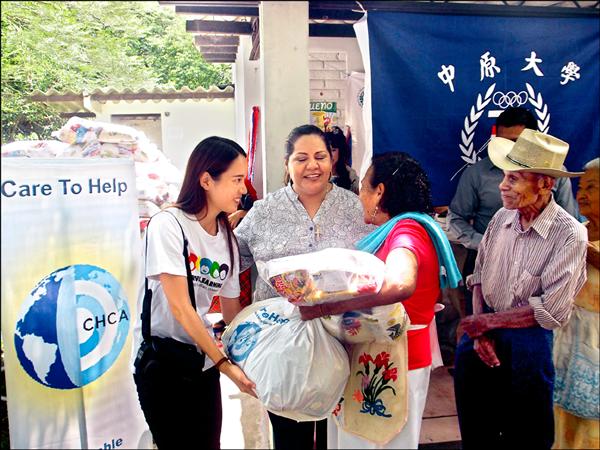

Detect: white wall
309,37,364,73
308,37,364,129
93,99,236,173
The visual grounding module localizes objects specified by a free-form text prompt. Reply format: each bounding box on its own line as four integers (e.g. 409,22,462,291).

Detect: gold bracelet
214,356,230,370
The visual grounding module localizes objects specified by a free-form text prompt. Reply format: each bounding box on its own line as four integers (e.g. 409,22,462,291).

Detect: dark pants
268,411,327,450
461,249,478,316
134,363,222,449
454,327,555,450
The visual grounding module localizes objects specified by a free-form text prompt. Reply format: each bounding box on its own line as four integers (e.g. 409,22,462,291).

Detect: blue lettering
1,180,16,197
1,180,53,197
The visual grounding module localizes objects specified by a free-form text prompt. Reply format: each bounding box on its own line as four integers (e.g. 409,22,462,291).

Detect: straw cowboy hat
488,128,583,178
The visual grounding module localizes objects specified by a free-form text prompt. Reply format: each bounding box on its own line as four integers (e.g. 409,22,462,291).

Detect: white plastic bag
256,248,385,305
222,297,349,421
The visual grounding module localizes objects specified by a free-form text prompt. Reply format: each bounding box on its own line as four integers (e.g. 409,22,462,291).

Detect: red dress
375,219,440,370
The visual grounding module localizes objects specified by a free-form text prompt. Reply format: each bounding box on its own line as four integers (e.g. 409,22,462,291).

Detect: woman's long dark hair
175,136,246,269
368,152,433,216
325,126,352,190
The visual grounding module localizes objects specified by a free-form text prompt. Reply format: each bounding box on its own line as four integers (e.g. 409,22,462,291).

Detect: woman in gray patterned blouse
235,124,373,450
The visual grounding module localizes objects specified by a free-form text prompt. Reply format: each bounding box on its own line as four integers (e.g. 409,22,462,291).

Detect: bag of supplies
222,297,349,421
256,248,385,306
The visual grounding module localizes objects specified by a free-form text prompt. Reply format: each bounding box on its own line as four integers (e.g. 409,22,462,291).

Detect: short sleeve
385,220,430,266
145,212,188,280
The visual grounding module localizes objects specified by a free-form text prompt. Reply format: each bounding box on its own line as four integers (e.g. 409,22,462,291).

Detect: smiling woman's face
286,134,332,197
577,168,600,220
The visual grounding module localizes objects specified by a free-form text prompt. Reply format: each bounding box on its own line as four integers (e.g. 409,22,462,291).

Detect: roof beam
174,4,363,21
186,20,252,35
175,5,258,17
198,45,238,54
195,35,240,46
203,53,237,63
309,23,356,38
188,21,355,40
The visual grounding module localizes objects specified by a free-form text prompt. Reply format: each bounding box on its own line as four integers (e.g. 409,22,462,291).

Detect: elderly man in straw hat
453,129,588,449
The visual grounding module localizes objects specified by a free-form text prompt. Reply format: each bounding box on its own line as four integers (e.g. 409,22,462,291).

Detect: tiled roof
29,86,234,111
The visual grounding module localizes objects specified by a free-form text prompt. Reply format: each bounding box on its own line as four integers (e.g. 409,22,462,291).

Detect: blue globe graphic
14,264,130,389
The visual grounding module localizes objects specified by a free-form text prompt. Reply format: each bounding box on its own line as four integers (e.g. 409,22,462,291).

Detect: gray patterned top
235,184,375,302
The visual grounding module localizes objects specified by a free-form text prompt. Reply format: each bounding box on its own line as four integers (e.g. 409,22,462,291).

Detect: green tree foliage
1,1,232,143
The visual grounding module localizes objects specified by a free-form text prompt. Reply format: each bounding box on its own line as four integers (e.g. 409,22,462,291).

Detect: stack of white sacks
1,117,182,231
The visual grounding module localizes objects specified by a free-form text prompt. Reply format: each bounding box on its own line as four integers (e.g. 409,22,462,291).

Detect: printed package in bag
256,248,385,306
222,297,349,421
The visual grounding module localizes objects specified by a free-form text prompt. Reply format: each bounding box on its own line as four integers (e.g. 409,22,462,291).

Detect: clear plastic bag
256,248,385,306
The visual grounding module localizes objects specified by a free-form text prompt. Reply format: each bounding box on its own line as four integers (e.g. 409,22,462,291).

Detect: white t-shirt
132,207,240,372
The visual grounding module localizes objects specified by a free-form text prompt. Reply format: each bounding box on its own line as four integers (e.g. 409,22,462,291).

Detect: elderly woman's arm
299,247,418,320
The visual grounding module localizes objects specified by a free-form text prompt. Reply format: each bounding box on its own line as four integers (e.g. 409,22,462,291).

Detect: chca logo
14,264,130,389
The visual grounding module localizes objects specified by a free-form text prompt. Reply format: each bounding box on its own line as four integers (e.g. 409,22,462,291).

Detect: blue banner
365,11,599,205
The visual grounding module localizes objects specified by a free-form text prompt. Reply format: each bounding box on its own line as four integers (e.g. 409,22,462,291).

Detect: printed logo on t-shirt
188,252,229,291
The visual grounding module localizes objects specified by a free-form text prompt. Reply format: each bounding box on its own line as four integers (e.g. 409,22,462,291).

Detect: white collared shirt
468,198,587,329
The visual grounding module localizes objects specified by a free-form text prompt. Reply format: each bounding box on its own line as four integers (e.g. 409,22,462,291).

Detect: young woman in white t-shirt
133,136,256,449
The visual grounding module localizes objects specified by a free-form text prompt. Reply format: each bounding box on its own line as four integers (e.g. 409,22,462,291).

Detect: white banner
345,72,368,179
353,16,374,182
1,158,151,449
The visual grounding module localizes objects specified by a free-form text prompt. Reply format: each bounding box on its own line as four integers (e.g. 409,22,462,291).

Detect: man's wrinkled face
498,170,544,210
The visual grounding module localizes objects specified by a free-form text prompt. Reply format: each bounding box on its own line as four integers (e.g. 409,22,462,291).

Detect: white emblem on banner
480,51,501,81
560,62,581,85
522,51,544,77
452,82,550,179
437,65,456,92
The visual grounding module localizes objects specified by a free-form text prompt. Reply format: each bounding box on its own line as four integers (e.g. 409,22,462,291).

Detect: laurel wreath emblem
459,83,495,164
459,82,549,167
526,83,550,133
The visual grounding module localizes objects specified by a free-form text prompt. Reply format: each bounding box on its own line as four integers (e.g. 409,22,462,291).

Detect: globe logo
14,264,130,389
226,322,262,363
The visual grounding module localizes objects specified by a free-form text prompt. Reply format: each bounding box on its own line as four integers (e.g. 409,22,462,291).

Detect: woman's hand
221,363,257,398
228,210,248,229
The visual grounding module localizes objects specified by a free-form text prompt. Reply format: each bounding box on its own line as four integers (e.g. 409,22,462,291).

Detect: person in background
235,124,372,450
553,157,599,450
448,107,578,315
131,136,256,449
454,130,587,449
325,126,360,194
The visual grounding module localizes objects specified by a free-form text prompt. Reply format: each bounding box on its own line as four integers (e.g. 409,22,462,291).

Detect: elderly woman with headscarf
553,157,599,450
